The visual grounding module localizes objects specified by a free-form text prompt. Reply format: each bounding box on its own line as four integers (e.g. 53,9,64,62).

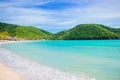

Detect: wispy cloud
0,0,120,33
0,0,55,7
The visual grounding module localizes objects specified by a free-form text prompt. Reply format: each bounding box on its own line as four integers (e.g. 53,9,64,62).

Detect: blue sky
0,0,120,33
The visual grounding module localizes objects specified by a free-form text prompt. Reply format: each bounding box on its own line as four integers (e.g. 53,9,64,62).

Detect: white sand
0,63,20,80
0,41,94,80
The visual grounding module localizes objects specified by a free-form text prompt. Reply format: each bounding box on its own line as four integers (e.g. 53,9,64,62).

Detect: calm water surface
2,40,120,80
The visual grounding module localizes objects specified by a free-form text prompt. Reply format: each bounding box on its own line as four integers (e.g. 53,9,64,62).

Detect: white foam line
0,41,94,80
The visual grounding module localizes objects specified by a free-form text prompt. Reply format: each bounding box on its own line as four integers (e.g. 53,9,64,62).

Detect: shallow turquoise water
2,40,120,80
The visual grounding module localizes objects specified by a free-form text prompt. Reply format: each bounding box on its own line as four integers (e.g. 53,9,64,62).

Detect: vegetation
0,22,54,40
56,24,120,40
99,24,120,36
0,31,9,40
0,22,120,40
55,30,68,37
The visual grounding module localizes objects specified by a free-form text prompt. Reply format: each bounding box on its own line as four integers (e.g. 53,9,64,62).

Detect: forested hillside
0,22,120,40
56,24,120,40
0,22,54,40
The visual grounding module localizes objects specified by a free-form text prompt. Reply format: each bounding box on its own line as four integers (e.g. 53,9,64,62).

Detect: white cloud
0,6,56,25
0,0,120,32
0,0,55,7
58,21,76,25
55,0,120,27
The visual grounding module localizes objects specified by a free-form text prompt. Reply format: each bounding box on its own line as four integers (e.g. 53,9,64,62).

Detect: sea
2,40,120,80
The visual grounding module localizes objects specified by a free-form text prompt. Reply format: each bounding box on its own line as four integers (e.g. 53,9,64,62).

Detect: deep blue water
2,40,120,80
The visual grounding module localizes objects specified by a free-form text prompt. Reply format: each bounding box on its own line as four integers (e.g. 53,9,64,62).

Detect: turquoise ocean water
2,40,120,80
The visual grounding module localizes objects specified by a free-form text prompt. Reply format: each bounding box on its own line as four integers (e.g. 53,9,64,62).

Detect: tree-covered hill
0,22,54,40
98,24,120,36
55,30,68,37
56,24,120,40
0,22,120,40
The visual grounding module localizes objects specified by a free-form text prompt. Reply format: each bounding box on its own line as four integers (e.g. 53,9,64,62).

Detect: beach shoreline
0,41,93,80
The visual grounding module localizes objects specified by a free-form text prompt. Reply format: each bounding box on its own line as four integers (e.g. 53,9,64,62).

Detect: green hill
0,22,120,40
56,24,120,40
0,22,54,40
55,30,68,36
98,24,120,36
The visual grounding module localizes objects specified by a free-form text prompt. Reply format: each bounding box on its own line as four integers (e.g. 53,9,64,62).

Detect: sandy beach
0,41,93,80
0,63,20,80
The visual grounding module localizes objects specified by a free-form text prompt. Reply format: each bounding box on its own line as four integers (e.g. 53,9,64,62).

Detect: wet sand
0,41,93,80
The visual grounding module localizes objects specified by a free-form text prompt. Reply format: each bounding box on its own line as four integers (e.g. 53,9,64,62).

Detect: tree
0,31,9,40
